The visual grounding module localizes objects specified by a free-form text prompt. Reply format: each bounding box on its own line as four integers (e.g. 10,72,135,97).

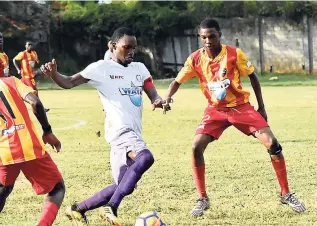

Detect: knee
267,138,282,155
139,149,155,168
48,180,65,197
192,143,205,158
0,184,14,197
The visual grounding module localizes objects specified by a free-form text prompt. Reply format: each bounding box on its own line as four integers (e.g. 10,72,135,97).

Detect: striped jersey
175,45,255,108
14,50,38,78
0,77,46,166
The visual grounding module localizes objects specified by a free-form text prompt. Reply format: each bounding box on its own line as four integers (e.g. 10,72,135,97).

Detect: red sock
271,157,289,196
192,162,207,198
37,202,59,226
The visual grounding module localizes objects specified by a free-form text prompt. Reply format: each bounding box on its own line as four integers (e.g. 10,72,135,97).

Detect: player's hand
258,107,268,122
162,97,173,114
40,59,57,77
42,132,61,152
152,98,164,111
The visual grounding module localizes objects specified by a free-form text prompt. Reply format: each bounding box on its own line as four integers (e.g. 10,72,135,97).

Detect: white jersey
104,50,113,60
80,60,151,143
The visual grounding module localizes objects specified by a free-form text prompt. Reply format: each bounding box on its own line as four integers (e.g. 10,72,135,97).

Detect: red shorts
0,154,62,195
21,77,37,91
196,103,269,139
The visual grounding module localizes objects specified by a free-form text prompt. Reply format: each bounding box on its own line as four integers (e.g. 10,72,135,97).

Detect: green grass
0,85,316,225
36,74,317,90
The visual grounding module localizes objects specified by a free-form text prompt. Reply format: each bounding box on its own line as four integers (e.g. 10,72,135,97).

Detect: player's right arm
163,56,197,114
14,77,61,151
13,52,23,75
40,59,89,89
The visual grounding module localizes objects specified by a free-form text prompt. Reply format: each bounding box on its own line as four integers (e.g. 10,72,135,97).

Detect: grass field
0,76,317,226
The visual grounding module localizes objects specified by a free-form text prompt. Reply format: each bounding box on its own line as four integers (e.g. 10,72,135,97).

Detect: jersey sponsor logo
207,78,231,100
118,82,142,107
109,75,124,79
2,124,25,136
136,74,141,82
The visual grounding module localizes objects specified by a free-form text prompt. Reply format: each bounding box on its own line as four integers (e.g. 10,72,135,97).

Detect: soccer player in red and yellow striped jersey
163,18,305,215
13,41,49,112
0,32,9,78
13,41,39,90
0,76,64,226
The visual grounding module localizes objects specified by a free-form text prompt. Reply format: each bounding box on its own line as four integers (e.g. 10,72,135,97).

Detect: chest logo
118,82,142,107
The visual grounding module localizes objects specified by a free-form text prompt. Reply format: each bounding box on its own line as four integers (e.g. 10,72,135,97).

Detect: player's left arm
34,51,39,64
236,48,267,121
143,77,164,111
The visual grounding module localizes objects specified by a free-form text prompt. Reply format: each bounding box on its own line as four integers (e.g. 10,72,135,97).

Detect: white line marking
50,118,87,131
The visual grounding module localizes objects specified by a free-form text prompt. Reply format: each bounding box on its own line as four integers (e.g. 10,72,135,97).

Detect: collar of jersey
202,44,226,63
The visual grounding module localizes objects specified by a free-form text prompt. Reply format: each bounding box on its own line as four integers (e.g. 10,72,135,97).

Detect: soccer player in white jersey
41,27,164,226
104,40,114,60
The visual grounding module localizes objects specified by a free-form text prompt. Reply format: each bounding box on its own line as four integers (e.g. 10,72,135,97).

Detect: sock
192,164,207,198
37,202,59,226
271,157,289,196
108,149,154,209
77,184,117,213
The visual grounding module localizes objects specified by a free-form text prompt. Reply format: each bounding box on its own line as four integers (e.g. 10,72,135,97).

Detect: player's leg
0,164,21,212
22,77,50,112
101,130,154,225
66,156,131,225
254,127,306,213
230,103,305,213
21,154,65,226
191,106,230,217
0,184,14,212
66,184,118,225
31,78,50,112
190,134,213,217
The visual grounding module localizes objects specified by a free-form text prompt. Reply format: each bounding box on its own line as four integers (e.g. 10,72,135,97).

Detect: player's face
113,35,137,65
0,33,3,50
25,42,33,51
199,28,221,51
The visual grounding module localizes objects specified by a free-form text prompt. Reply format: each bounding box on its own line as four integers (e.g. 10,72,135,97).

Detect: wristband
42,125,52,134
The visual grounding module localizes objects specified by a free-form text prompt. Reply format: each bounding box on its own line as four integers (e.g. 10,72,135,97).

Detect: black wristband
42,125,52,134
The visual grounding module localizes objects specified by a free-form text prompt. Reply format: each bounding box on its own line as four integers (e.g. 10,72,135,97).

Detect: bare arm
40,59,89,89
162,80,181,114
24,92,61,151
50,73,89,89
13,58,21,74
249,72,267,121
144,87,161,103
144,87,164,110
24,93,50,133
165,80,181,101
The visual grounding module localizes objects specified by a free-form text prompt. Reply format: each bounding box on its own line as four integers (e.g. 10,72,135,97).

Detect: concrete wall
163,16,317,74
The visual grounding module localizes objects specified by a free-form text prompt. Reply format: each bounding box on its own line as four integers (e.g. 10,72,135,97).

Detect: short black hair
25,40,33,45
200,18,220,31
110,27,134,43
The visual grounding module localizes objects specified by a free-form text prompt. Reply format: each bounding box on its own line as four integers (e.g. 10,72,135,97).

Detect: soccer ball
135,211,166,226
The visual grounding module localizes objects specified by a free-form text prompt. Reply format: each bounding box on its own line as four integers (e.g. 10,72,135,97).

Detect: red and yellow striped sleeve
15,51,24,61
175,56,197,84
0,78,45,166
236,48,255,77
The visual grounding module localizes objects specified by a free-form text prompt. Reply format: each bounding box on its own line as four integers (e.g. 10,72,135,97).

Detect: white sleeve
138,62,151,82
80,60,104,87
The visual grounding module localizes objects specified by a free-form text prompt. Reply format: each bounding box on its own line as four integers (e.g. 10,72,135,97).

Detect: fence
162,16,317,75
